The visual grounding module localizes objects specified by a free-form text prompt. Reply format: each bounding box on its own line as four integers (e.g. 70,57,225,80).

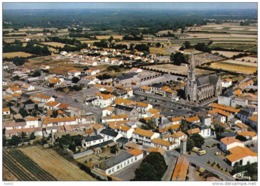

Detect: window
108,169,111,174
117,165,120,169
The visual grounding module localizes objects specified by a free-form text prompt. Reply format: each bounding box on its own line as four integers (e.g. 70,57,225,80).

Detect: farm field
212,50,242,58
145,64,213,76
3,51,33,58
209,62,257,74
40,42,75,48
150,47,169,55
20,146,96,181
96,35,123,40
3,149,57,181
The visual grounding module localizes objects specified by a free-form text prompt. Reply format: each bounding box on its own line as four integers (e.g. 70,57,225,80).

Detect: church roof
196,74,219,87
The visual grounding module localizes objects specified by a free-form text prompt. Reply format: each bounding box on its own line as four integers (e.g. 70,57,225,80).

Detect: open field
145,64,213,76
209,62,257,74
3,51,33,58
96,35,123,40
80,40,100,44
150,47,169,55
20,146,96,181
3,149,57,181
40,42,67,48
212,50,242,58
236,56,257,63
220,59,257,67
210,43,256,51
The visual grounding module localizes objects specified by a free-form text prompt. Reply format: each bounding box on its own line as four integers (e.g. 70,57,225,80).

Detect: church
185,53,222,102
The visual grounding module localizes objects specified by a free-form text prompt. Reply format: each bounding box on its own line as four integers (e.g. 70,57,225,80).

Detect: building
2,107,10,116
82,135,104,149
219,137,244,152
185,53,222,102
99,128,122,142
132,128,160,145
97,149,143,175
226,146,257,167
171,155,189,181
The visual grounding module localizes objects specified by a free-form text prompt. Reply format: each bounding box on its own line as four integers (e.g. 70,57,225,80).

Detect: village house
102,107,114,117
167,131,187,146
21,84,36,91
171,156,190,181
42,117,77,127
2,107,11,116
44,101,61,110
92,92,115,108
132,128,160,145
114,105,139,121
6,86,22,95
97,149,143,175
236,109,253,123
185,115,200,125
115,125,134,139
221,78,232,88
25,116,41,128
101,114,129,124
150,138,177,151
68,69,81,77
40,65,50,70
99,128,122,142
226,146,257,167
82,135,104,149
30,94,55,103
210,103,240,115
85,69,101,76
140,85,152,93
237,131,257,141
219,137,245,152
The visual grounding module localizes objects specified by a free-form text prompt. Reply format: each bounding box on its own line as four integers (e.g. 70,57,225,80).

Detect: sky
3,2,258,10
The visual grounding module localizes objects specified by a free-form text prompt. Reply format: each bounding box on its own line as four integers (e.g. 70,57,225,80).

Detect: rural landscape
2,2,258,183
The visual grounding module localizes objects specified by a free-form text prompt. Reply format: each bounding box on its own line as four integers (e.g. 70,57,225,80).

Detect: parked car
198,150,207,156
215,152,222,156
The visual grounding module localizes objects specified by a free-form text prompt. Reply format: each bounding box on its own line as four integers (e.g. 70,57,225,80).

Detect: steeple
185,50,197,102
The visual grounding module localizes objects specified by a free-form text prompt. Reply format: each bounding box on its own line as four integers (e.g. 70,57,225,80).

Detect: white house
42,117,77,127
99,128,122,142
85,69,100,76
3,107,10,116
92,93,115,108
68,69,81,77
82,135,104,149
237,131,257,141
102,107,114,117
220,137,244,152
132,128,160,145
60,51,67,56
151,138,177,151
98,149,143,175
115,125,134,139
221,78,232,88
226,146,257,167
21,84,36,91
6,86,22,95
101,114,129,124
30,94,55,103
40,65,50,70
44,101,61,110
168,131,187,146
25,116,41,128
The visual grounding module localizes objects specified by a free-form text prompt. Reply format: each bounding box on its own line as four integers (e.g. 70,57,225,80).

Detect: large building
185,53,222,102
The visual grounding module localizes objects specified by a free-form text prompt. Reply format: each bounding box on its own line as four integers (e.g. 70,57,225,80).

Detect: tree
13,57,26,66
187,138,195,151
21,131,27,139
190,133,205,148
108,36,114,43
9,135,22,146
155,42,161,48
32,70,41,77
19,108,28,118
29,132,36,140
170,52,188,66
133,152,166,181
132,162,160,181
184,41,191,49
3,135,6,146
110,145,118,154
72,77,80,84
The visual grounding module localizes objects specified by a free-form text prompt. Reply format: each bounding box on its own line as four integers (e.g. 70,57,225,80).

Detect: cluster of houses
53,47,155,66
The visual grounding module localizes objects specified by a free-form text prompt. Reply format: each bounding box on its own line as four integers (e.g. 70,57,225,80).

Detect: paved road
112,159,143,181
166,149,235,181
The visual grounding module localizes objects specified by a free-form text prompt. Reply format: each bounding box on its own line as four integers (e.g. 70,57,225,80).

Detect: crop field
96,35,123,40
150,47,169,55
236,56,257,63
40,42,75,48
210,43,256,51
209,62,257,74
145,64,213,76
20,146,96,181
3,51,33,58
212,50,242,58
3,149,57,181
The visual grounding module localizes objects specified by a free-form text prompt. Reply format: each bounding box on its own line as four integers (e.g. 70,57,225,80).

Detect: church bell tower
185,51,197,102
